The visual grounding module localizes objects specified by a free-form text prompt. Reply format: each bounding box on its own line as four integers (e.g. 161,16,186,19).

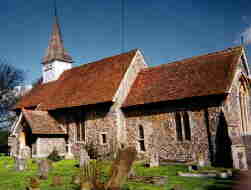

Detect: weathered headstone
80,181,93,190
15,157,27,171
150,176,167,186
197,152,206,167
79,146,90,168
71,175,81,185
227,169,232,177
218,172,228,179
21,146,31,159
188,165,198,171
38,160,53,179
198,159,206,167
105,147,137,190
150,151,159,167
172,184,184,190
51,176,63,186
26,177,40,190
128,167,136,178
15,146,31,171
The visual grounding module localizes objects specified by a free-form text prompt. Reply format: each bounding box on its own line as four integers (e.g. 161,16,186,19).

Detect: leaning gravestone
38,160,53,179
105,147,137,190
79,146,90,168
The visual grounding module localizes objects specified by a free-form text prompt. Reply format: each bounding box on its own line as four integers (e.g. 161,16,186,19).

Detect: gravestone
128,167,136,178
105,147,137,190
172,184,184,190
71,175,81,185
80,181,93,190
21,146,31,159
51,176,63,186
65,144,75,159
38,160,53,179
198,159,206,167
196,152,206,167
15,146,32,171
188,165,198,171
79,146,90,168
26,177,40,190
150,151,159,167
15,157,27,171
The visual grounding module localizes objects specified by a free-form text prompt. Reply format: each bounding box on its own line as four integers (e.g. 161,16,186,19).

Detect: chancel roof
123,46,244,107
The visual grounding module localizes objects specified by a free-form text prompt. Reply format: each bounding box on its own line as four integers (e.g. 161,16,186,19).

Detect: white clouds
241,26,251,45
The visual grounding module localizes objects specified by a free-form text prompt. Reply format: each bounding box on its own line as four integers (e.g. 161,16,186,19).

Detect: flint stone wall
60,105,117,157
244,135,251,167
55,51,147,158
124,98,218,163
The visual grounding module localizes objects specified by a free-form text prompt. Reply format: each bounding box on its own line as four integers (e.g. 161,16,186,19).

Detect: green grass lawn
0,156,235,190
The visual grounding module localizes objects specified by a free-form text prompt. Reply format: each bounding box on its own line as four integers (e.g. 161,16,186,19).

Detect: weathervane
54,0,58,18
241,35,245,46
121,0,125,53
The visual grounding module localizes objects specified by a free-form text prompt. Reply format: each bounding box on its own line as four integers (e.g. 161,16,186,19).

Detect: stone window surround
75,119,86,143
100,132,108,145
239,78,249,135
138,125,146,152
175,112,192,142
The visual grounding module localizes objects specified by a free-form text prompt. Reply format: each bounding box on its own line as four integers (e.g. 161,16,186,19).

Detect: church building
8,9,251,170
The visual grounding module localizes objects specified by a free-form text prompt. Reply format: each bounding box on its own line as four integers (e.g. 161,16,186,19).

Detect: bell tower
42,3,73,83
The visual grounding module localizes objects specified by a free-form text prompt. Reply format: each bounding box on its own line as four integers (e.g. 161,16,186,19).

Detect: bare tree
0,59,24,129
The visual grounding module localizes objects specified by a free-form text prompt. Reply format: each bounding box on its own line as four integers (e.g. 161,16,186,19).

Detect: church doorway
214,112,233,168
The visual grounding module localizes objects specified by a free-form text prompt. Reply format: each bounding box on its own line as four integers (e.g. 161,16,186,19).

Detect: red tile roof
22,109,65,134
15,49,137,110
123,46,243,107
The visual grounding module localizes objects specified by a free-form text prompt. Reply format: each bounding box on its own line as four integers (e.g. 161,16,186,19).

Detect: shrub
47,148,63,162
0,153,5,157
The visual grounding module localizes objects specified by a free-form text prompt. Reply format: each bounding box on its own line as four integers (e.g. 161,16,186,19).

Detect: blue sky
1,0,251,84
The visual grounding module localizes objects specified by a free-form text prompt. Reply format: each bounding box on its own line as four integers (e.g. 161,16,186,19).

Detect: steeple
42,2,73,65
42,1,73,83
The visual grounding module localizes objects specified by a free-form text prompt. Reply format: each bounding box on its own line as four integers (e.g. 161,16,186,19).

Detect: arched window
175,113,183,141
75,111,86,142
139,125,144,139
183,112,191,141
175,112,191,141
239,82,249,134
138,125,146,151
